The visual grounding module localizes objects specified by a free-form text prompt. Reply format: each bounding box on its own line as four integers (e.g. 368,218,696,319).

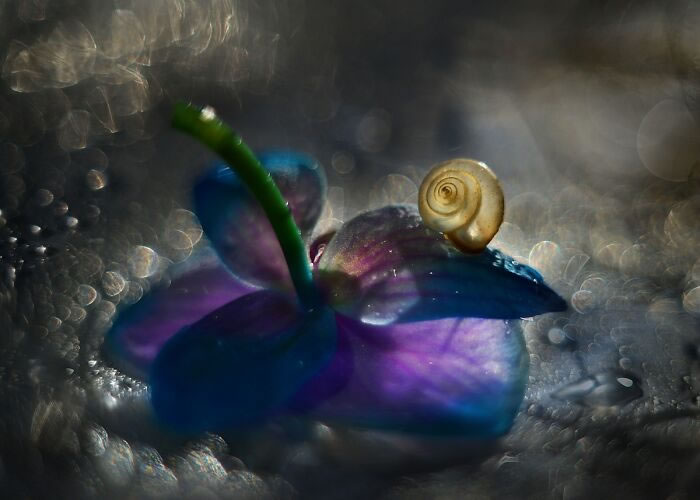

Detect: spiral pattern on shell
419,159,504,253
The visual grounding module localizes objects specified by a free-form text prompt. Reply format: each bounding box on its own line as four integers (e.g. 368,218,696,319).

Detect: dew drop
46,316,62,332
86,169,107,190
102,9,145,62
547,327,567,345
357,108,392,153
331,151,355,174
97,437,134,487
102,271,126,296
54,201,69,216
127,245,159,278
121,280,143,305
5,266,16,285
58,110,91,151
369,174,417,208
637,99,700,182
571,290,596,314
165,209,202,248
200,106,217,121
35,188,54,207
82,424,108,457
70,306,86,323
683,286,700,316
0,142,25,173
551,372,642,407
528,241,564,282
165,229,193,250
76,284,97,306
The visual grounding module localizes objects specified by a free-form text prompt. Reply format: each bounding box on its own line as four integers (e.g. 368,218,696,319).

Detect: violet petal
302,314,527,437
317,205,566,324
193,151,325,291
103,259,253,379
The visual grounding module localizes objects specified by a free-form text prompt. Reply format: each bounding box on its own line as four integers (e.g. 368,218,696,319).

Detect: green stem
172,102,319,309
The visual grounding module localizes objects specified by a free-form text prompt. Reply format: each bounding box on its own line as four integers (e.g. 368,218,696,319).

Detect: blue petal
317,205,567,324
149,290,337,432
193,150,326,291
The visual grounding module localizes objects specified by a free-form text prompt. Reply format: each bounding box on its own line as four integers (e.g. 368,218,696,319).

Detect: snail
418,158,504,253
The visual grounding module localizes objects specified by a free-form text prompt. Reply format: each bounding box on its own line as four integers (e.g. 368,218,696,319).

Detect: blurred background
1,0,699,498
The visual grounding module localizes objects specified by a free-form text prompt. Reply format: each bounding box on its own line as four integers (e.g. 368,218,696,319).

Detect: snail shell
418,158,504,253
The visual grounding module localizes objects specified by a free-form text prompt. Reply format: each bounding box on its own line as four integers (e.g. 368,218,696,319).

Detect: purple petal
149,291,337,432
301,314,527,436
193,151,325,291
104,260,253,379
316,205,566,324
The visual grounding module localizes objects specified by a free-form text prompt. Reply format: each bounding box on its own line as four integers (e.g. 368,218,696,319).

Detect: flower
105,106,566,437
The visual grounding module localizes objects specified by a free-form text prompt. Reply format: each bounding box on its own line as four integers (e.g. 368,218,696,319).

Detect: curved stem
172,102,319,309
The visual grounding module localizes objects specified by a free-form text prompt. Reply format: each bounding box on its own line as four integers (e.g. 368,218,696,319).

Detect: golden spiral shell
418,158,504,253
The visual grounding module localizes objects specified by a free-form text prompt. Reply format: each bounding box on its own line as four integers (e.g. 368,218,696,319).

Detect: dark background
1,0,699,498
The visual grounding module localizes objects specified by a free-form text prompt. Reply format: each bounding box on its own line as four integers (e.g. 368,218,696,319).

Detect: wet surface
1,0,700,498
